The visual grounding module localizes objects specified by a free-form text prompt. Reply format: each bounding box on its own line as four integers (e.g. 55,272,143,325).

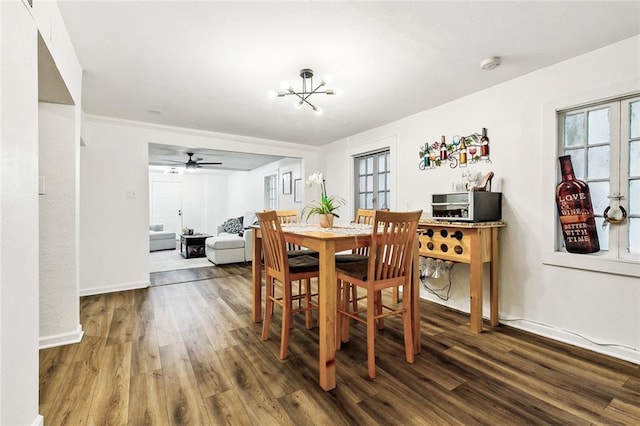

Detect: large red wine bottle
555,155,600,254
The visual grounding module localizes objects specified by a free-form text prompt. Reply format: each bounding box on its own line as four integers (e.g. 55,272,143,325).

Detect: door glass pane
378,153,386,171
629,218,639,254
587,145,610,180
378,191,386,209
564,150,585,180
359,159,366,175
629,180,639,215
365,193,373,209
378,173,386,191
595,217,609,251
630,141,640,177
359,176,366,192
631,101,640,139
587,108,610,144
366,175,373,190
564,113,584,147
589,181,609,215
366,157,373,171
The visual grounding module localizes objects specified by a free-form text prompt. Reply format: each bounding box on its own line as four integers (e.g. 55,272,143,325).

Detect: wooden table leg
469,229,483,333
251,229,262,323
489,227,499,327
318,241,337,391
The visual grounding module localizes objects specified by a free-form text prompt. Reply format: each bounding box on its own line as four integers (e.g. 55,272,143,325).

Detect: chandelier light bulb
323,74,334,84
280,80,290,90
267,90,277,99
295,100,303,110
335,88,343,97
313,106,323,116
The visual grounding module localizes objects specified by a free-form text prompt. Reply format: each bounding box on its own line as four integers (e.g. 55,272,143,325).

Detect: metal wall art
419,128,491,170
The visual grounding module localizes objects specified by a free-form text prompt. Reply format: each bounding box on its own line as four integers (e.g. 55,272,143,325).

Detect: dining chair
275,209,319,258
336,209,422,378
335,209,376,320
275,209,300,224
256,211,319,360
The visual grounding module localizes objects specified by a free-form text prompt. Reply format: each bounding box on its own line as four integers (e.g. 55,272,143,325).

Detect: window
557,94,639,262
354,149,390,210
264,174,277,210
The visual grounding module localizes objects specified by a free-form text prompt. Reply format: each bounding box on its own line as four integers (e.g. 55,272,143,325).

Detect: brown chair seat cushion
336,260,369,281
288,255,320,274
335,254,368,263
287,249,319,258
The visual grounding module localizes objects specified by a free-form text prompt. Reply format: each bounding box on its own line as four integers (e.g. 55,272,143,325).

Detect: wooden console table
418,220,506,333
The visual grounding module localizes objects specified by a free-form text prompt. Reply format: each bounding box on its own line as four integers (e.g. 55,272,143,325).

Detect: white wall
0,3,40,423
1,0,82,422
81,116,317,295
225,158,303,219
319,36,640,363
204,174,228,233
39,102,82,347
80,121,151,296
149,170,228,236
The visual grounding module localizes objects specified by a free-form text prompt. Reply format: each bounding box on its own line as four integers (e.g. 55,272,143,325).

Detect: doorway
150,181,182,237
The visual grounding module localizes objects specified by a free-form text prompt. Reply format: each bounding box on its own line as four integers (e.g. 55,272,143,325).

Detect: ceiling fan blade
197,162,223,165
162,159,186,164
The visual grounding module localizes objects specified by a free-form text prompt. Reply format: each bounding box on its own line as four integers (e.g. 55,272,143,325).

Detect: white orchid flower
306,172,324,187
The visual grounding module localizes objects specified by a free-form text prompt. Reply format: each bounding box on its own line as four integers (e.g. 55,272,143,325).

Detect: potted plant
302,172,344,228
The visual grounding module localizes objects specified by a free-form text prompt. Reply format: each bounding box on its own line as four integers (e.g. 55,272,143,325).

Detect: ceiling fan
166,152,222,170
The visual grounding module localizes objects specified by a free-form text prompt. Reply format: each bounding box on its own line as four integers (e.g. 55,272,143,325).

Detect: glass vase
319,214,334,229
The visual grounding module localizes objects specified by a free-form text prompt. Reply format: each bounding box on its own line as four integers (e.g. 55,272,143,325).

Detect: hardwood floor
40,265,640,425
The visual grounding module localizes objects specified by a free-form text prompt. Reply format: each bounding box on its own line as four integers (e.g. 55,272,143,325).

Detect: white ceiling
58,1,640,149
148,142,288,174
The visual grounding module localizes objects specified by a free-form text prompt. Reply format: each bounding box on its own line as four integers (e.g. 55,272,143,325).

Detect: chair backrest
369,210,422,282
353,209,375,255
276,209,302,251
275,209,300,224
256,211,289,282
354,209,375,225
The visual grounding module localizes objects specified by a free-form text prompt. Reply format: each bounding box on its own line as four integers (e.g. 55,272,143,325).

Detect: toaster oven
431,191,502,222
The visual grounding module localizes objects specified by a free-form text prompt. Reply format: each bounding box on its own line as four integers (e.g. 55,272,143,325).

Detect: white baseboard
79,279,149,297
33,414,44,426
501,318,640,365
39,324,84,349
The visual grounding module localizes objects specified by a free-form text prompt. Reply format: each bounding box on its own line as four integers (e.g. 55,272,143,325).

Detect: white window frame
264,174,277,210
542,86,640,278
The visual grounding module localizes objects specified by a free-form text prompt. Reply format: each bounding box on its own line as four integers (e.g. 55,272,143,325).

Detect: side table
180,234,211,259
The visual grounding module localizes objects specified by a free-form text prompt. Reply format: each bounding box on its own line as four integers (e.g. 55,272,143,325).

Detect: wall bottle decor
419,128,491,170
555,155,600,254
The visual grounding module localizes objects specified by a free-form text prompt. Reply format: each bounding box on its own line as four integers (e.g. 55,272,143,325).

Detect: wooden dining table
251,223,421,391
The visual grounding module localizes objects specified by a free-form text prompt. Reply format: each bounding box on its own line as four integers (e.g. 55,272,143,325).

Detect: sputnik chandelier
268,68,340,115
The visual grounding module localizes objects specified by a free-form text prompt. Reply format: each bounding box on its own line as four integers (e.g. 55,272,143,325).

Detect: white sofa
149,224,176,251
205,212,255,265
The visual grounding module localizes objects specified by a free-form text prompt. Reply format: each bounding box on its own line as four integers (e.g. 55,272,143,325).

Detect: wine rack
417,220,505,333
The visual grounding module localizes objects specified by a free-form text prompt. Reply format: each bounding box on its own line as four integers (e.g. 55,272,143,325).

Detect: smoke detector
480,56,502,71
